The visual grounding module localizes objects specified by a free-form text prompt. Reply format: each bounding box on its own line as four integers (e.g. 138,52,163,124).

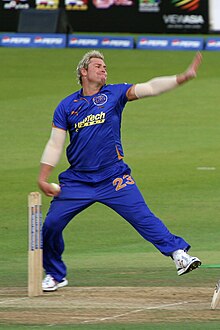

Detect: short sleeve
111,83,132,110
52,102,68,131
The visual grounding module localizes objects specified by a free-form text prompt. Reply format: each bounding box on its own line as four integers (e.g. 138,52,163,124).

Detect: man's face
83,58,107,85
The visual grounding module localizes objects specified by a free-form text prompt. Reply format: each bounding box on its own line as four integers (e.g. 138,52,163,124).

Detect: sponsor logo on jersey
75,111,106,131
93,94,108,106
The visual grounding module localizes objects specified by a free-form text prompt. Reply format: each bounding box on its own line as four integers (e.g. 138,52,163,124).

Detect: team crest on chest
93,94,108,106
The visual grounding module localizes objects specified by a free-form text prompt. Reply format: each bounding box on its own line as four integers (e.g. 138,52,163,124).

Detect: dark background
0,0,209,34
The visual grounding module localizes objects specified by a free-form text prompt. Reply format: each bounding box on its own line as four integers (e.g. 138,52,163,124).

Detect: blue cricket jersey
53,83,132,173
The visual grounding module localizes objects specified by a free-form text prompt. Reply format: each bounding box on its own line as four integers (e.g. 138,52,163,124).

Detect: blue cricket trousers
43,172,190,282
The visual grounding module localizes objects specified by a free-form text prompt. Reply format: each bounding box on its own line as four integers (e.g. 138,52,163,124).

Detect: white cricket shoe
172,250,201,276
42,274,68,292
42,274,58,292
57,277,68,288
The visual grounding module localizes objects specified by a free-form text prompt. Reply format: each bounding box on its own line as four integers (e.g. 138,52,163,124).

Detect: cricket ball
50,182,60,192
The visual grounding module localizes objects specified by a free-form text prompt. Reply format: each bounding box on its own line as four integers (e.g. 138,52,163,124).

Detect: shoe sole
178,258,201,276
42,279,68,292
57,279,68,288
43,285,58,292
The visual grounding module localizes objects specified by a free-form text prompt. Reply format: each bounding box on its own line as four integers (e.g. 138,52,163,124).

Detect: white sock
172,249,185,260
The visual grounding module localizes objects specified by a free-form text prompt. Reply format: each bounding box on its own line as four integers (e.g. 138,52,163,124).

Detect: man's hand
38,180,61,197
177,51,202,84
186,51,202,79
38,163,60,197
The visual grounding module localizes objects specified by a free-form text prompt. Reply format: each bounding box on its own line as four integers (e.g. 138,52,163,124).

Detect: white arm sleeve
134,75,178,99
40,127,67,167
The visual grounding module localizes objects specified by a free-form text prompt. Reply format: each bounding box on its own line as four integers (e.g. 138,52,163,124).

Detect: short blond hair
76,50,104,85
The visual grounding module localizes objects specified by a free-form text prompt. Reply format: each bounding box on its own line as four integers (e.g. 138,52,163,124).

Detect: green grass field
0,47,220,329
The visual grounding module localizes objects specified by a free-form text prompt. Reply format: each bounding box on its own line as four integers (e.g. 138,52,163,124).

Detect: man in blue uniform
38,50,202,291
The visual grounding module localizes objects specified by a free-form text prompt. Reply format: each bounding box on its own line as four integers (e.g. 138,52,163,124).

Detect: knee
43,216,60,235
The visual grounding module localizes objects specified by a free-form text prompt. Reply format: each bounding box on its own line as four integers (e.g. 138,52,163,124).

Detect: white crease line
197,167,216,171
82,301,188,323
